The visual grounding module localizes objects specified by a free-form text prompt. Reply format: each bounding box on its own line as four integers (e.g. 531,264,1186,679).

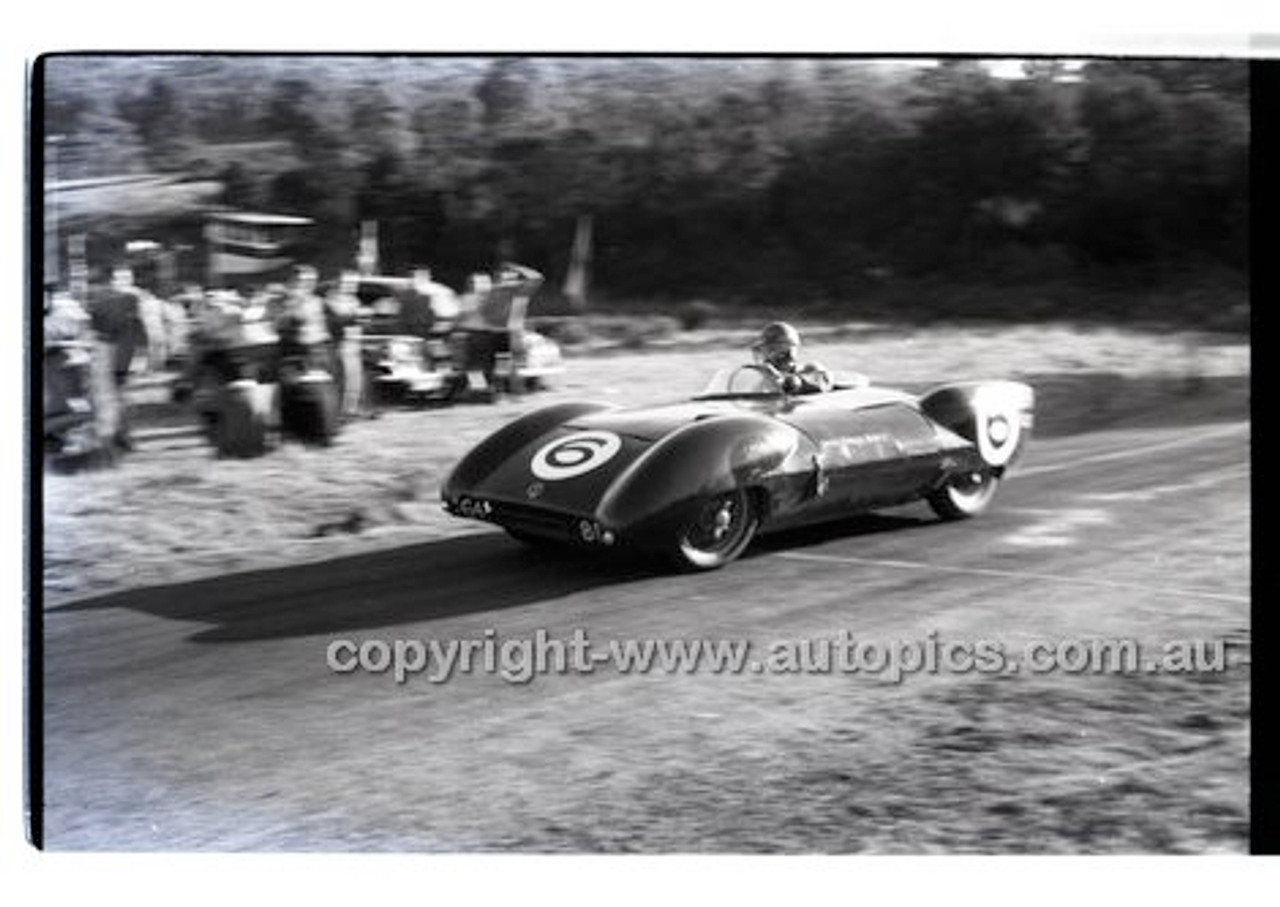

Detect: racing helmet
753,321,802,368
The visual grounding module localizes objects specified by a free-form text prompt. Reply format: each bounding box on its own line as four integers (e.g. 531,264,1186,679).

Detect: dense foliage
43,56,1249,311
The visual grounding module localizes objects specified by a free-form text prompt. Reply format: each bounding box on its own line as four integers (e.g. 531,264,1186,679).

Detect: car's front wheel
672,488,759,570
927,470,1000,520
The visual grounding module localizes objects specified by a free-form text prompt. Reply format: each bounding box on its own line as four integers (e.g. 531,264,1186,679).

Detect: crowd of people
42,259,547,461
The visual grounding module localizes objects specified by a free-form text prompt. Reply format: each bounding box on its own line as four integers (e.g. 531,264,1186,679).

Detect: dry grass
42,322,1249,606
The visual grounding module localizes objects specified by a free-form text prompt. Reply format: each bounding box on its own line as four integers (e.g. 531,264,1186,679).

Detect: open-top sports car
443,366,1034,570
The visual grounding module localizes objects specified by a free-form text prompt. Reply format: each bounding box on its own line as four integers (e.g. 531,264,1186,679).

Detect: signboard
206,211,313,287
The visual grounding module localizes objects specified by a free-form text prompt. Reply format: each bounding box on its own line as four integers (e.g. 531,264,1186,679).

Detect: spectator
88,266,150,450
458,272,493,329
44,283,90,344
163,285,203,366
397,267,460,340
484,262,543,331
277,265,339,444
325,271,366,418
112,266,167,372
43,285,94,446
278,265,331,369
452,272,501,394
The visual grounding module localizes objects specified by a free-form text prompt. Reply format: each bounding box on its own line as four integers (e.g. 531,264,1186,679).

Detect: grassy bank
547,272,1250,339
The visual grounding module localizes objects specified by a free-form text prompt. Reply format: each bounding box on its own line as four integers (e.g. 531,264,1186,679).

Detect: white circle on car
987,414,1011,445
976,406,1020,466
531,431,623,481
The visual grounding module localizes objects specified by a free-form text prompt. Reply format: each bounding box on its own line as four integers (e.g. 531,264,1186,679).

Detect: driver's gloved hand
781,374,803,394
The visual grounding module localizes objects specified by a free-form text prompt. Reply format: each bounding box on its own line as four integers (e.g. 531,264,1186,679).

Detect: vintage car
449,326,565,394
443,365,1034,569
356,274,564,401
360,333,452,402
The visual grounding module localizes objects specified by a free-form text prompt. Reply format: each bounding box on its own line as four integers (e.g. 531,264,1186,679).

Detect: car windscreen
693,366,784,399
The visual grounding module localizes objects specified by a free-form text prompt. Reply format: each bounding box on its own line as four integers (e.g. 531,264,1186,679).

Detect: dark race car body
443,365,1034,569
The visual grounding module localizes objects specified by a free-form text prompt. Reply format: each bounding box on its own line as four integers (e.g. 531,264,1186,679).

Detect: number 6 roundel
531,431,623,480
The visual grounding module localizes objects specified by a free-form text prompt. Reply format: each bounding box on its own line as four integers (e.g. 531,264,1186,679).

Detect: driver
752,321,833,394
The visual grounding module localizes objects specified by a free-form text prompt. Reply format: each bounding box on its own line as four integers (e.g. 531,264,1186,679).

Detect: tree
475,59,538,132
346,83,400,162
116,77,186,167
261,78,325,156
1069,70,1180,264
39,55,1249,300
857,67,1079,275
46,87,90,136
1084,59,1248,97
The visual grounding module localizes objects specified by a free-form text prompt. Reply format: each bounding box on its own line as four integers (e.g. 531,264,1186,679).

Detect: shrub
678,300,720,331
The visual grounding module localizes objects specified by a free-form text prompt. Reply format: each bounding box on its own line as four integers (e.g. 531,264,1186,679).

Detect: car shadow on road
50,510,940,644
50,532,666,643
748,509,937,557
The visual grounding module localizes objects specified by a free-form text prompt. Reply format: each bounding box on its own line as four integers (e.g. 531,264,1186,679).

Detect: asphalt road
40,419,1251,852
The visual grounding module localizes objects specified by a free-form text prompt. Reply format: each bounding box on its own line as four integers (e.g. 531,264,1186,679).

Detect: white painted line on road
1014,423,1249,479
775,551,1250,603
1078,463,1251,503
1000,507,1112,548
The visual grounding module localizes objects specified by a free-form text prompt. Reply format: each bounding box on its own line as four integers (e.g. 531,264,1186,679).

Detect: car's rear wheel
673,488,759,570
927,470,1000,520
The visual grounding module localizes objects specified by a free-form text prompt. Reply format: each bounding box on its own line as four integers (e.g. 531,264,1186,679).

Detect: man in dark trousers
394,267,460,371
453,263,544,398
88,266,150,450
276,264,338,444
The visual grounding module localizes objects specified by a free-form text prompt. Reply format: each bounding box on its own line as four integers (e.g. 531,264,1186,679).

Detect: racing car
443,365,1034,570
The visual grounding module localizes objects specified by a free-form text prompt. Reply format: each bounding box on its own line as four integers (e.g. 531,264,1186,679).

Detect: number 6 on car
531,431,623,481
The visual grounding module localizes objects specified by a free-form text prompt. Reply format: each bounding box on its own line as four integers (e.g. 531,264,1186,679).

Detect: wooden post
563,214,593,311
69,234,88,304
358,220,379,276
